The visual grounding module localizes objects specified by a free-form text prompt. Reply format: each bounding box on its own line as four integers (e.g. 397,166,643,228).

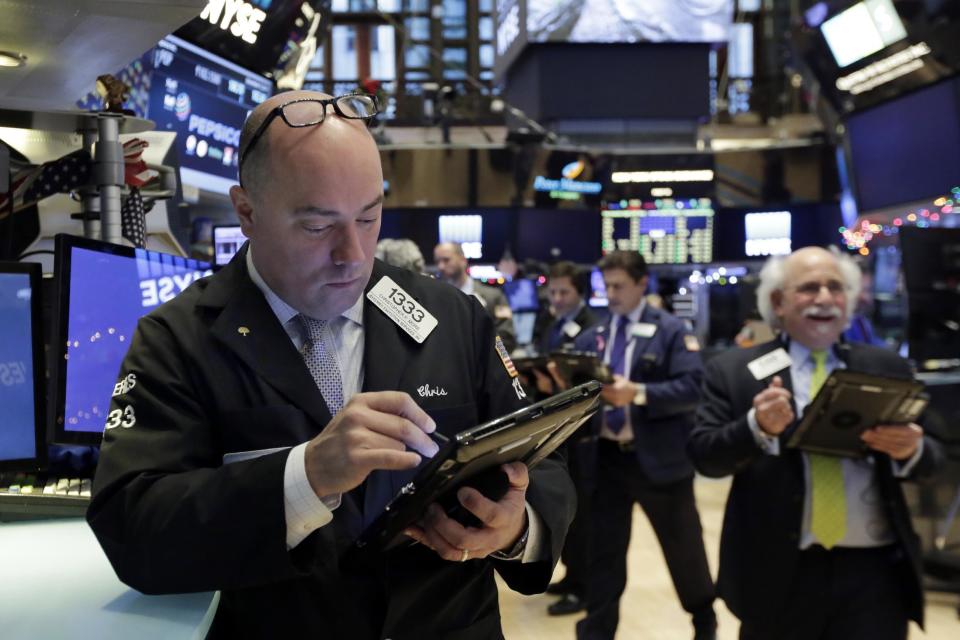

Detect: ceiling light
0,51,27,68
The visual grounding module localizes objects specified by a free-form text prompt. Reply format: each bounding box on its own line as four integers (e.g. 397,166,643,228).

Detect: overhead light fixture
0,51,27,68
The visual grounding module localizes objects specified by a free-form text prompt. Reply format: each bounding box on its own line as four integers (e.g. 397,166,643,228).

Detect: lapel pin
238,326,250,337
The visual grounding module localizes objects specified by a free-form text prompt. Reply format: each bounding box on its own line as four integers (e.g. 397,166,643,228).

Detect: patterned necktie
299,315,344,415
808,349,847,549
605,317,630,434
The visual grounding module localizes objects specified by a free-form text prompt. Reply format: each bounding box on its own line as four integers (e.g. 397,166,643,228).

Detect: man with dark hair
433,241,517,352
574,250,716,640
533,261,600,355
87,90,575,639
689,247,943,640
526,261,600,615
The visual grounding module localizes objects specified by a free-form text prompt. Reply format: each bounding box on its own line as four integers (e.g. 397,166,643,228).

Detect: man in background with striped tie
574,251,717,640
689,246,944,640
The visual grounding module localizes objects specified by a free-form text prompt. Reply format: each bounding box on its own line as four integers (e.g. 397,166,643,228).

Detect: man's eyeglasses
790,280,846,297
238,93,380,183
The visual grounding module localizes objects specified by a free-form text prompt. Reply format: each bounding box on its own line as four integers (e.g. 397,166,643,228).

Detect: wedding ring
460,548,470,562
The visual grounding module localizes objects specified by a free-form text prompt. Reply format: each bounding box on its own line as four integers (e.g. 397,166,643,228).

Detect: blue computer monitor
502,278,540,313
52,235,212,445
0,262,46,471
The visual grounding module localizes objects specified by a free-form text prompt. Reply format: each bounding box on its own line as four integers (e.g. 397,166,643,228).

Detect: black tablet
786,370,928,458
352,381,602,554
549,351,613,385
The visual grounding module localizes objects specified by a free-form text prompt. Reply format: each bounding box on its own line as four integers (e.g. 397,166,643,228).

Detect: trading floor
499,477,960,640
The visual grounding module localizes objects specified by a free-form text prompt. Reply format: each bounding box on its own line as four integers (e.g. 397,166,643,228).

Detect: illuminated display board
602,198,714,264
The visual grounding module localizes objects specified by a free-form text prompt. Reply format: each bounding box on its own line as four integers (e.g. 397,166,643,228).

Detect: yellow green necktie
808,349,846,549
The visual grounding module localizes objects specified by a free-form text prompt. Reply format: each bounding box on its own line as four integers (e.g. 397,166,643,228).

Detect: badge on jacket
746,347,792,380
367,276,438,343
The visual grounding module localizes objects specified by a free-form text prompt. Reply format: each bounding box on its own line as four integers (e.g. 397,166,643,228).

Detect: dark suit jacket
532,304,601,355
469,280,517,353
688,339,944,627
87,252,575,639
574,305,704,485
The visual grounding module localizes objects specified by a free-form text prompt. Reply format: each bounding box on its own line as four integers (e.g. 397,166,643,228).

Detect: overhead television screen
846,76,960,212
150,35,273,195
526,0,733,43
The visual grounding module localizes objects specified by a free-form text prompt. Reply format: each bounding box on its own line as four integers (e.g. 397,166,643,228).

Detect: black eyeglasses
238,93,380,183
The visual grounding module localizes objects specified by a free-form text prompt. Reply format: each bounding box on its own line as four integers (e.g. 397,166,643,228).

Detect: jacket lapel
361,262,417,393
202,247,334,429
626,306,658,372
359,262,422,525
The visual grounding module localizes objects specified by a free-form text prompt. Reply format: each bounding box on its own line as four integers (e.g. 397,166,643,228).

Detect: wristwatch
490,525,529,561
632,383,647,406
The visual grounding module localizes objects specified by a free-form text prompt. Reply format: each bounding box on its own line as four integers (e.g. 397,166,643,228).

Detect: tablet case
351,381,602,554
786,370,928,457
549,351,613,385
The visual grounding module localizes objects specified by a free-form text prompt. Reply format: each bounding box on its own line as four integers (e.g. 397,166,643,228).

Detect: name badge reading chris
631,323,657,339
746,347,792,381
367,276,438,344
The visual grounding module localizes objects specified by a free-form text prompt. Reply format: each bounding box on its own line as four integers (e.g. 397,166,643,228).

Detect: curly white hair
756,246,861,330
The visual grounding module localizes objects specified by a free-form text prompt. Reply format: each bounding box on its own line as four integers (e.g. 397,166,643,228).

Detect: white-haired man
688,246,943,640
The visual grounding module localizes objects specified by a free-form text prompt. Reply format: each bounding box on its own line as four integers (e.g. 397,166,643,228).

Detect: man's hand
531,367,555,395
753,376,795,436
304,391,438,498
601,374,637,407
403,462,530,562
861,423,923,461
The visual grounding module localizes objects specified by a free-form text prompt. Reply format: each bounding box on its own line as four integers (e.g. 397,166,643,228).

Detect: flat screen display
0,264,44,470
846,77,960,212
601,198,715,264
213,224,246,266
53,235,212,445
149,35,273,195
744,211,792,257
820,0,907,68
526,0,732,43
502,278,539,312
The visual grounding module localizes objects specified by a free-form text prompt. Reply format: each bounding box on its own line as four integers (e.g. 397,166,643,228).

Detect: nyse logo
200,0,268,45
139,270,213,308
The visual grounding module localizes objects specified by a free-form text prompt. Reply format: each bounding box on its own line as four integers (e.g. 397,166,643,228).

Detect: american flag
0,149,91,214
121,187,146,248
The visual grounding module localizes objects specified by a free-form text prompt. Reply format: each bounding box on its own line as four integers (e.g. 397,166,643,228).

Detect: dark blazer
87,251,575,639
688,339,945,628
574,305,704,484
532,303,601,355
469,280,517,353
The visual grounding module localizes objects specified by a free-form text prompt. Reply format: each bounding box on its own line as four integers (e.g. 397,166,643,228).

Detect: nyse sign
199,0,267,45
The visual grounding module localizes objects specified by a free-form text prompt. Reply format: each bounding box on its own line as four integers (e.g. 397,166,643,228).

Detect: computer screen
53,235,212,445
588,267,607,308
601,198,715,264
213,224,246,266
502,279,540,312
0,263,45,471
820,0,907,68
526,0,732,43
744,210,792,257
149,35,273,195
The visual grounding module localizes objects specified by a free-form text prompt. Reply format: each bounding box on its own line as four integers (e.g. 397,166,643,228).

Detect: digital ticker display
150,35,272,194
601,198,715,264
